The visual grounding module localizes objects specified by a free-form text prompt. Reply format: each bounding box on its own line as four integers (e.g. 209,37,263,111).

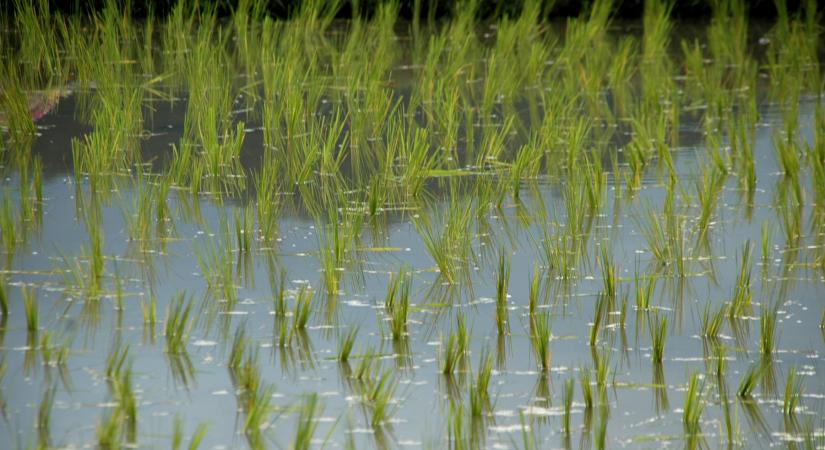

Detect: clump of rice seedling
338,327,358,363
292,285,313,332
650,314,668,363
580,368,594,412
759,303,778,357
495,249,511,335
590,294,607,347
1,194,19,258
141,296,157,328
105,344,130,379
0,276,8,316
385,267,411,340
441,316,469,375
563,378,574,435
37,385,56,449
23,287,38,334
228,327,248,370
599,246,617,299
634,270,655,310
469,347,494,417
172,415,209,450
683,372,705,438
293,393,321,450
530,311,552,373
701,302,726,339
527,264,542,316
783,367,804,416
737,363,762,398
729,242,753,319
165,291,194,354
366,369,398,427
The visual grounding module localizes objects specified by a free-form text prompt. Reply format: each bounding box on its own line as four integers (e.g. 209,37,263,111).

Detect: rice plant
165,292,194,354
563,378,574,435
385,267,411,340
22,287,38,334
683,372,705,438
650,315,667,363
172,416,209,450
292,285,313,331
0,276,7,317
441,316,469,375
530,311,552,373
701,302,726,339
759,303,778,357
729,242,753,319
783,366,804,416
338,327,358,363
293,393,321,450
366,369,398,427
495,249,511,335
737,363,762,398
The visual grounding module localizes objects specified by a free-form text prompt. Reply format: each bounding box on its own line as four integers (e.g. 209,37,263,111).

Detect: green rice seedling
293,393,321,450
683,372,705,438
737,363,762,398
366,369,398,427
590,294,607,347
783,367,804,416
22,287,38,334
595,401,608,450
759,303,778,357
634,270,655,311
650,315,668,363
441,316,469,375
415,199,473,284
728,242,753,319
141,296,157,328
527,264,542,316
701,302,726,339
338,327,358,363
293,285,313,331
244,385,275,448
165,291,194,354
473,347,493,405
228,327,248,370
563,377,574,435
105,344,130,379
354,347,378,382
495,249,511,335
760,221,772,271
172,415,209,450
594,348,611,395
1,195,19,257
234,206,254,254
385,267,411,340
530,311,552,373
37,385,56,449
0,276,7,316
599,247,617,301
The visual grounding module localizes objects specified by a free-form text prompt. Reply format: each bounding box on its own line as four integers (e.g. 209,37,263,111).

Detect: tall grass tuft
737,363,762,398
531,311,552,373
683,372,705,438
782,367,804,416
650,315,667,363
385,267,411,340
495,249,511,335
165,291,194,354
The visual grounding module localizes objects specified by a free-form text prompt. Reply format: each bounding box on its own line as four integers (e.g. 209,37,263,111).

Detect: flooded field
1,0,824,448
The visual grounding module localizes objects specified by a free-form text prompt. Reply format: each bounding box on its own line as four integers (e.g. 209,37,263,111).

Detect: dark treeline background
1,0,816,21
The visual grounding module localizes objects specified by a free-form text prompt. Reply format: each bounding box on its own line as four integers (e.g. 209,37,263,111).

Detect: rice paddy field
1,0,824,448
